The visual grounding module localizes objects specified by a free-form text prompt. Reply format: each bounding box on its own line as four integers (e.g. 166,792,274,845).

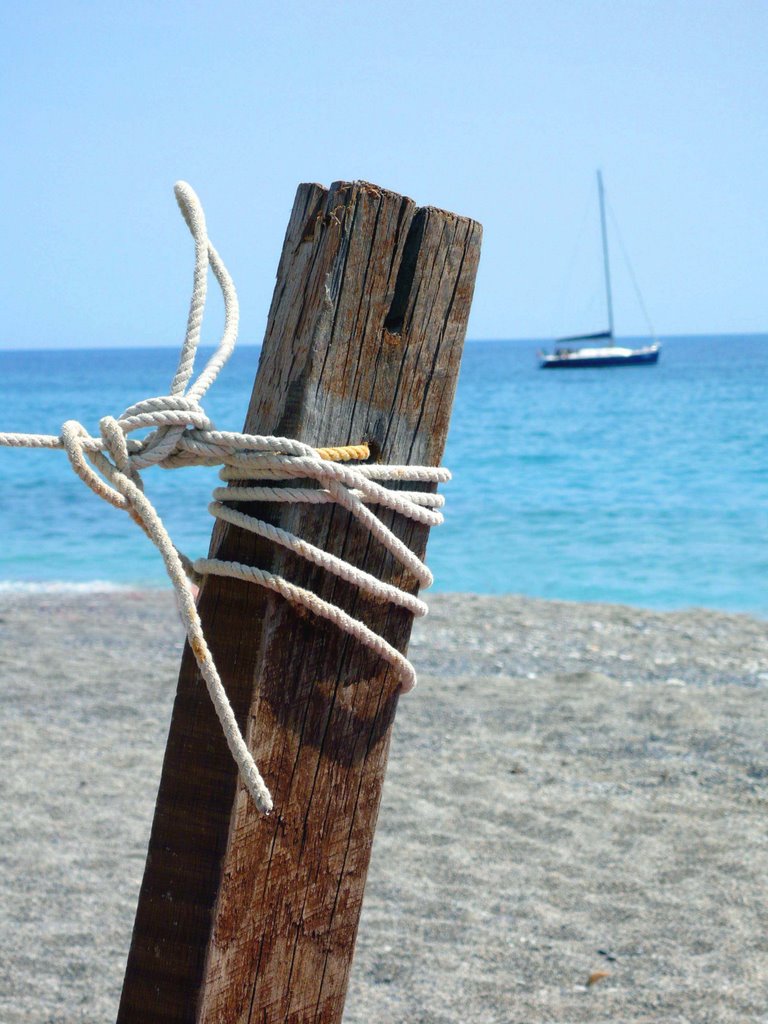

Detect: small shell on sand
587,970,610,987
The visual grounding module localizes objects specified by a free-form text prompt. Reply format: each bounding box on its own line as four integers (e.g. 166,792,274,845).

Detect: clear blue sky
2,0,766,348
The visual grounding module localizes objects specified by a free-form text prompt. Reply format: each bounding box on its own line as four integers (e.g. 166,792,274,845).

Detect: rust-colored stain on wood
117,179,481,1024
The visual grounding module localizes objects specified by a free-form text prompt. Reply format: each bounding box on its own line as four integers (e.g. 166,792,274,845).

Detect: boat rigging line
606,197,658,345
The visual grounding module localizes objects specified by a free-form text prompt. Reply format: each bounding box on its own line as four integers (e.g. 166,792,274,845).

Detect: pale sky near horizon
2,0,766,349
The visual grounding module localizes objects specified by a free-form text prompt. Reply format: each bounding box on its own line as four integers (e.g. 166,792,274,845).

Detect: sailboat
538,172,660,369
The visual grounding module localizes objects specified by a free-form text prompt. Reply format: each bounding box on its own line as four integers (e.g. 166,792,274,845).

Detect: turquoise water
1,337,766,613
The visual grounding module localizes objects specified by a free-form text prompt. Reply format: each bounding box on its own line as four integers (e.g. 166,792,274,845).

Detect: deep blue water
1,337,766,614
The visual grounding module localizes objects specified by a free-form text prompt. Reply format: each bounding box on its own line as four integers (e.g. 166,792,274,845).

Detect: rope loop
99,415,139,481
60,419,128,511
0,182,450,816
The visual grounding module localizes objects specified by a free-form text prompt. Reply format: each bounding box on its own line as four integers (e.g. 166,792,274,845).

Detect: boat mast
597,170,615,344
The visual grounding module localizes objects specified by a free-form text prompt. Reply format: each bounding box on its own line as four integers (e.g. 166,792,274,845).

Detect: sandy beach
1,590,766,1023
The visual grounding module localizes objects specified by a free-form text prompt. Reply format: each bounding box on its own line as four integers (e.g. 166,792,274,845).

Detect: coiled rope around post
0,182,450,815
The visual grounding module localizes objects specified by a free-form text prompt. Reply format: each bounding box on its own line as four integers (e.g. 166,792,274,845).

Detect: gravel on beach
0,590,766,1023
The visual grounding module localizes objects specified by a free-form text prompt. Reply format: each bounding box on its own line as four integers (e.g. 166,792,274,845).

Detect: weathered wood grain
117,180,481,1024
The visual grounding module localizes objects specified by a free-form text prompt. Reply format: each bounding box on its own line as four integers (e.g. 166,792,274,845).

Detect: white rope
0,182,449,815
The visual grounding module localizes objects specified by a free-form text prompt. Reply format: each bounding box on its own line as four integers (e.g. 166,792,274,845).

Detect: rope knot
117,394,214,435
3,181,450,817
116,394,216,469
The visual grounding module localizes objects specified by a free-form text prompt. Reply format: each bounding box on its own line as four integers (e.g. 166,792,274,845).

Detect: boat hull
539,346,660,369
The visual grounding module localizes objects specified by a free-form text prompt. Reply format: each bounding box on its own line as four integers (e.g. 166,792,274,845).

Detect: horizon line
1,331,767,353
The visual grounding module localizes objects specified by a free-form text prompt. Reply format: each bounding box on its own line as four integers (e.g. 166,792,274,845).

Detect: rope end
244,771,274,815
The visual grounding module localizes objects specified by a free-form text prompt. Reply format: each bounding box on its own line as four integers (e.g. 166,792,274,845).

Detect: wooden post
117,180,481,1023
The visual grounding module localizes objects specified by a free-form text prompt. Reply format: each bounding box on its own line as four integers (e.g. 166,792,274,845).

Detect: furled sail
555,330,613,343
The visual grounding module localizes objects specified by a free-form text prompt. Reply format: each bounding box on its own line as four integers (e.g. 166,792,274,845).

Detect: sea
1,336,766,615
